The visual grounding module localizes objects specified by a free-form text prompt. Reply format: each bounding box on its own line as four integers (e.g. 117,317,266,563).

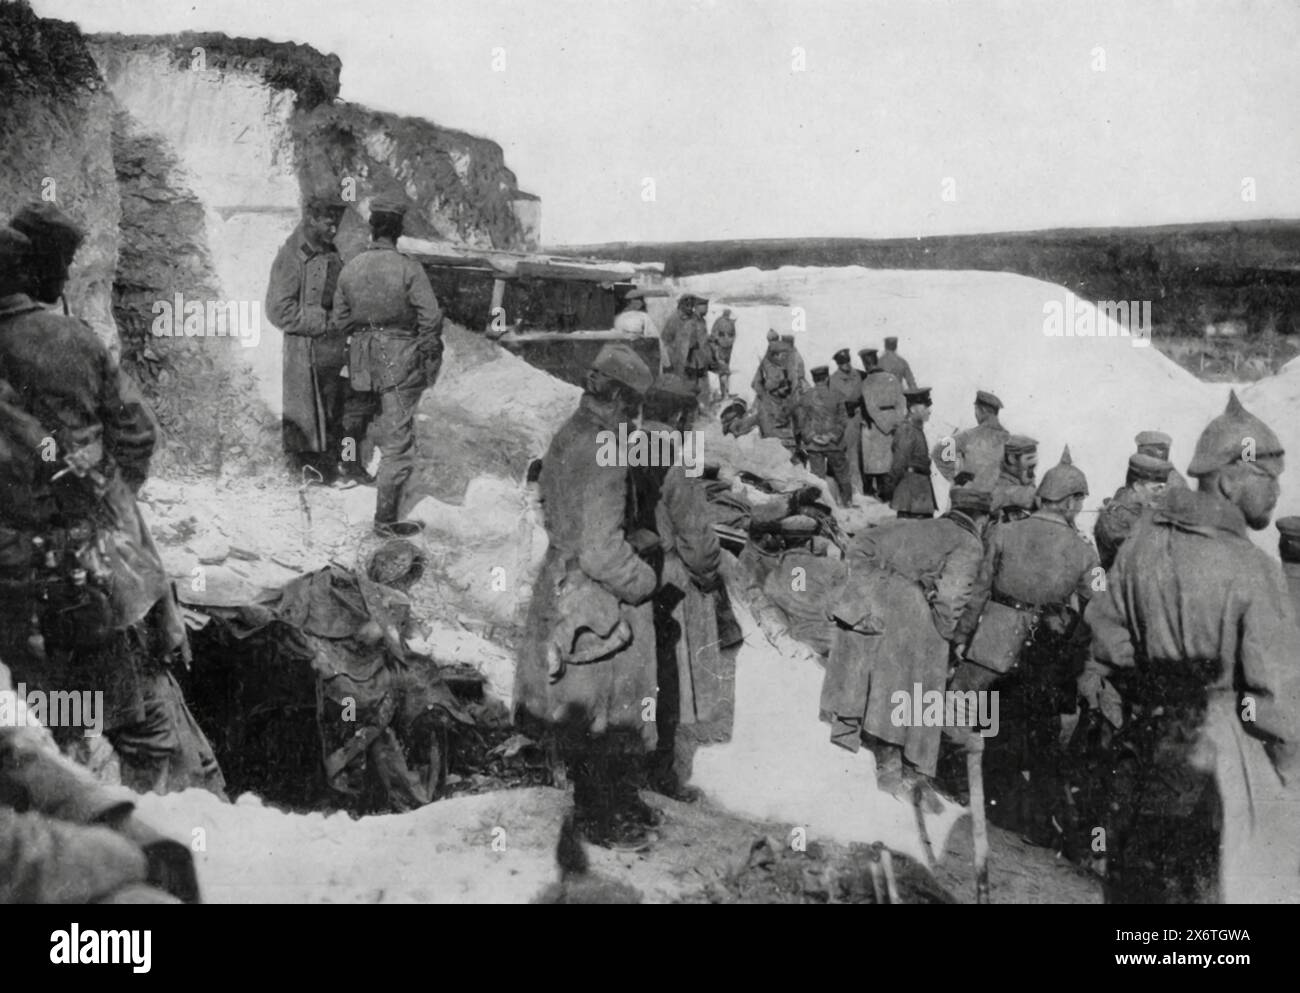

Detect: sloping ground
1243,356,1300,524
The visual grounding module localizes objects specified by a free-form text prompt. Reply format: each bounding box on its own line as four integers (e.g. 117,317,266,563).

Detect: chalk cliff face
0,1,121,351
0,1,540,474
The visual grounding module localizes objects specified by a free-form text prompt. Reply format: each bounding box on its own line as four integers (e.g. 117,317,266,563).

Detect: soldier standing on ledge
828,349,864,500
885,386,936,519
878,335,917,390
333,194,444,537
266,191,373,486
797,365,853,508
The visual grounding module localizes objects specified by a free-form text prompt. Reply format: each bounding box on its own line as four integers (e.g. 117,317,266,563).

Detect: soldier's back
990,513,1097,605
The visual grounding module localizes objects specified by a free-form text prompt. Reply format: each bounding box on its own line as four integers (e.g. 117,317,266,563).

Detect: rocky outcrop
0,0,120,351
2,2,543,474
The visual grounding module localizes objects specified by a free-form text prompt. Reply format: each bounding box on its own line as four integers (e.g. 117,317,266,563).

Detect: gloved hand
114,815,202,904
300,305,329,337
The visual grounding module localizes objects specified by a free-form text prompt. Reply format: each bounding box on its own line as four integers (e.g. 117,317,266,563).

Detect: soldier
751,331,799,454
953,446,1100,848
886,386,936,519
266,190,372,486
828,349,864,499
990,435,1039,523
1094,452,1172,570
1134,430,1188,490
659,294,711,405
934,389,1008,489
878,335,917,390
781,333,809,396
514,344,661,849
633,376,724,802
821,485,990,797
1,663,200,904
613,294,657,337
1084,392,1300,903
0,207,225,796
707,308,737,398
333,195,444,537
1277,516,1300,611
860,347,904,497
796,366,852,508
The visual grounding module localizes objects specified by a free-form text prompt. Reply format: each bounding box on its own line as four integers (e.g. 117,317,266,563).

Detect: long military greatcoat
820,512,985,775
514,395,660,750
861,368,904,475
266,226,344,454
1085,488,1300,903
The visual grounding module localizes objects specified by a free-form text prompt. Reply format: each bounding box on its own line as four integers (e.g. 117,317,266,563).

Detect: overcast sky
34,0,1300,244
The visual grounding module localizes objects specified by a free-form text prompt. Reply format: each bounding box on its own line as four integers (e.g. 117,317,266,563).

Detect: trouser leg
374,386,422,523
109,667,226,798
340,388,378,478
315,364,348,471
827,448,852,507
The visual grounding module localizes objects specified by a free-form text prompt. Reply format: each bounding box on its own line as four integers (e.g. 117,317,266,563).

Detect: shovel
298,465,324,546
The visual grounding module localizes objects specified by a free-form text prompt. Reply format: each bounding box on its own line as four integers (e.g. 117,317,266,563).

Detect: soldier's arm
954,530,996,643
0,806,149,904
887,429,908,489
331,270,353,334
1237,573,1300,769
1083,559,1137,673
407,258,444,347
577,460,657,606
663,471,722,590
903,360,917,390
99,350,156,492
265,243,315,335
932,538,983,641
1072,542,1102,610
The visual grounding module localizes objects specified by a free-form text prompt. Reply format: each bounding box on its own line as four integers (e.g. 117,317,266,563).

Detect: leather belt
991,589,1045,613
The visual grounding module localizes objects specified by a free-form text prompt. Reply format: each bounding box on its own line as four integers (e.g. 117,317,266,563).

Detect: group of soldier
267,191,445,538
725,333,933,515
818,372,1300,902
513,344,728,849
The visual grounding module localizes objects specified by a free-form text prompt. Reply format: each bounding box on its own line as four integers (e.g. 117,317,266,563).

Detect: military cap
696,297,710,308
644,374,698,421
11,202,86,264
305,189,347,212
975,390,1003,411
779,333,795,344
948,486,992,515
810,365,830,380
721,308,732,317
0,227,32,268
766,328,780,342
1003,435,1038,455
1277,516,1300,563
884,336,899,348
1135,430,1171,450
833,348,851,365
1187,391,1284,477
720,396,748,421
592,343,653,395
1127,452,1171,483
369,193,408,217
903,386,932,406
858,347,878,360
1038,445,1089,501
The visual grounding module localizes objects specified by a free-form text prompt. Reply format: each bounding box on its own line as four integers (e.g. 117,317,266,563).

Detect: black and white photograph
0,0,1297,949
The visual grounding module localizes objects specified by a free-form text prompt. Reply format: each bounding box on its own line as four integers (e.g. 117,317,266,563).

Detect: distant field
559,220,1300,380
